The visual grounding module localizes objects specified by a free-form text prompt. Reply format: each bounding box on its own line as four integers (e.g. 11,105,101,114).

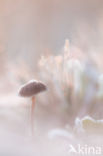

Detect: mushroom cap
18,80,47,97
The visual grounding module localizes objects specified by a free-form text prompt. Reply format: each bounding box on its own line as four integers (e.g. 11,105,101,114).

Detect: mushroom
18,80,47,134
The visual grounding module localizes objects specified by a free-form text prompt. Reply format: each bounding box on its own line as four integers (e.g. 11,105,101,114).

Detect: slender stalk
31,96,35,135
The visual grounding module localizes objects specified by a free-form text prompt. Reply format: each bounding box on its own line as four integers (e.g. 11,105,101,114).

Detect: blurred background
0,0,103,155
0,0,103,64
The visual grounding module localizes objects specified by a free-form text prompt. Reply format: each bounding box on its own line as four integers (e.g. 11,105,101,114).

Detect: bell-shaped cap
18,80,47,97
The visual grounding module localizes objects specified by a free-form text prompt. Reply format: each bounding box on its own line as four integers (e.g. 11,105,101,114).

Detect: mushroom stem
31,96,35,135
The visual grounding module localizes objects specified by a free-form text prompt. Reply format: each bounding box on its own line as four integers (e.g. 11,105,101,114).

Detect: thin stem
31,96,35,135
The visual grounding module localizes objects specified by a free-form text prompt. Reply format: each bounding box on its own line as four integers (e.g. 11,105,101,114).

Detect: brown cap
18,80,47,97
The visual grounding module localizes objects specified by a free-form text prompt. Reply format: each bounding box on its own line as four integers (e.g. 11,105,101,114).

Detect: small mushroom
18,80,47,134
